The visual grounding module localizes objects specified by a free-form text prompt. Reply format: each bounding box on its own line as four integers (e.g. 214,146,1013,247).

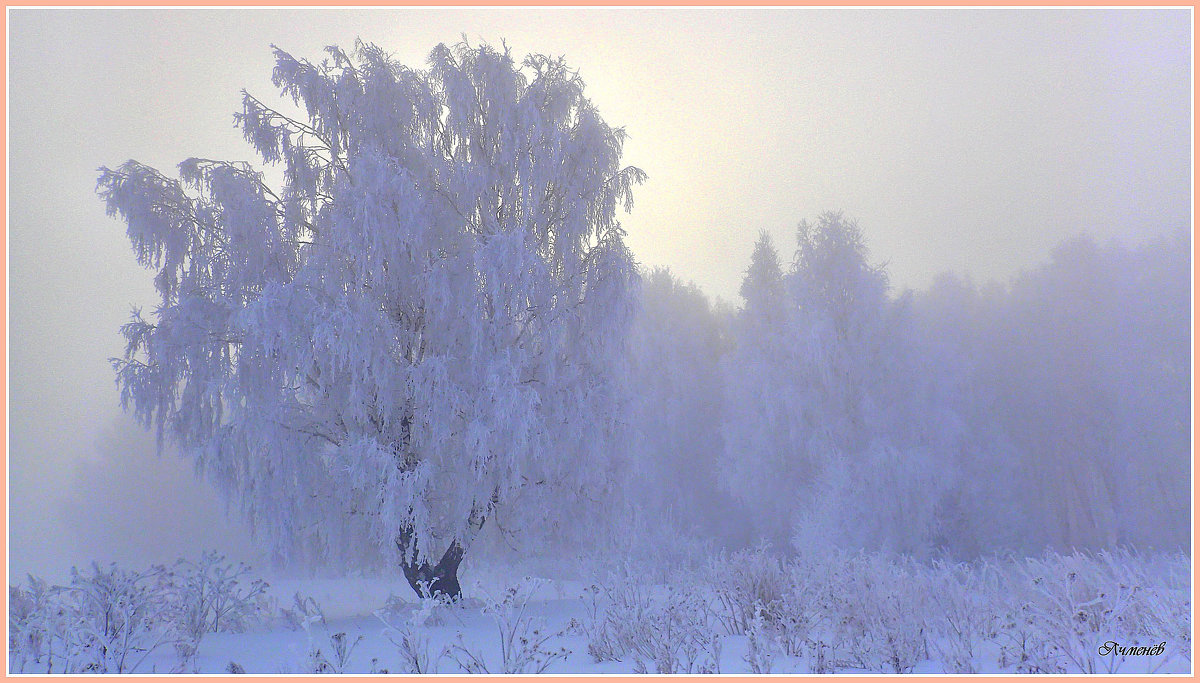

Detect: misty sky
7,8,1191,578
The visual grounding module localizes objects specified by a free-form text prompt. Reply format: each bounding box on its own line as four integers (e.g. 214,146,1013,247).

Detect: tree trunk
396,526,465,601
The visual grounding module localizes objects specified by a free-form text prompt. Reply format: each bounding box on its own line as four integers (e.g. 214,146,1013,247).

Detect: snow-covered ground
11,550,1191,675
148,577,1195,675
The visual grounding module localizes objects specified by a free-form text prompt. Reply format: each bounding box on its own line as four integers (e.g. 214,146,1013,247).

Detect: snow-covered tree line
98,38,1188,593
631,216,1190,558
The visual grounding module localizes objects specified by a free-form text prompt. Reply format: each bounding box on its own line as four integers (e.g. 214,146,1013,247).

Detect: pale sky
7,8,1192,578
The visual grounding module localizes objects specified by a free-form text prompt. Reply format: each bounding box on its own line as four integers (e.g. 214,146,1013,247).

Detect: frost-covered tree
787,213,913,553
724,214,952,554
896,229,1190,555
787,213,892,457
906,273,1022,556
625,268,741,549
972,231,1191,551
720,231,809,546
739,231,787,319
97,39,643,599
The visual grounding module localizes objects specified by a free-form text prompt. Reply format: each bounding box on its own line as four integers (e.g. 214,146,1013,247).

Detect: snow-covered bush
581,569,721,674
1137,554,1191,664
9,579,44,672
978,549,1190,673
764,555,823,658
579,549,1185,674
377,612,443,674
1106,550,1190,664
924,559,1001,673
12,548,1187,673
9,575,89,673
279,591,326,632
705,548,1187,674
580,570,721,673
306,631,364,674
374,581,458,631
161,551,271,670
8,564,179,673
9,555,281,674
580,575,651,662
72,562,182,673
487,580,571,674
1010,551,1148,673
626,586,721,674
277,591,366,674
743,609,776,673
704,546,790,636
993,580,1068,673
815,552,930,673
166,551,271,634
443,580,570,674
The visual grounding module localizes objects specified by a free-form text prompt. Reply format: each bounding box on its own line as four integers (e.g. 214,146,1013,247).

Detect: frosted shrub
705,546,791,636
581,570,720,673
306,631,364,674
743,608,776,673
10,562,236,673
162,551,271,671
577,548,1188,674
485,581,572,674
446,579,570,674
280,592,326,632
581,575,652,662
994,585,1066,673
812,552,928,673
982,549,1191,673
710,552,820,666
412,582,459,628
374,588,456,673
8,576,91,673
580,549,1188,673
280,592,365,674
9,579,46,672
769,556,823,658
1014,551,1145,673
627,586,721,674
12,563,180,673
784,553,862,673
924,560,1001,673
861,559,931,675
1137,554,1191,663
11,556,285,674
377,614,442,674
166,551,270,634
444,634,490,674
1098,550,1191,665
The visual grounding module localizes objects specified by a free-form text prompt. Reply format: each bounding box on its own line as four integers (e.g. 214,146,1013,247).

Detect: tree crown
98,39,643,567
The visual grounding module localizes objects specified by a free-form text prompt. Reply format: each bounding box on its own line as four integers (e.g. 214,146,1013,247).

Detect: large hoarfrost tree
97,40,643,599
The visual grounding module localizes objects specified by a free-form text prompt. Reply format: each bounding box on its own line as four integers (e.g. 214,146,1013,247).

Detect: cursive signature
1098,641,1167,657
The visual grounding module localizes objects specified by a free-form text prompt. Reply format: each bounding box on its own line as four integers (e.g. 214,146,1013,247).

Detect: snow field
10,547,1190,674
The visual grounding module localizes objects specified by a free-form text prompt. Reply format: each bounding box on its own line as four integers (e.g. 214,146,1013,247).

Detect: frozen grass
9,548,1190,674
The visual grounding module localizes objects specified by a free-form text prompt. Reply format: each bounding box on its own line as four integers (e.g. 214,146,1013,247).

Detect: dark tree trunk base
397,534,465,601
